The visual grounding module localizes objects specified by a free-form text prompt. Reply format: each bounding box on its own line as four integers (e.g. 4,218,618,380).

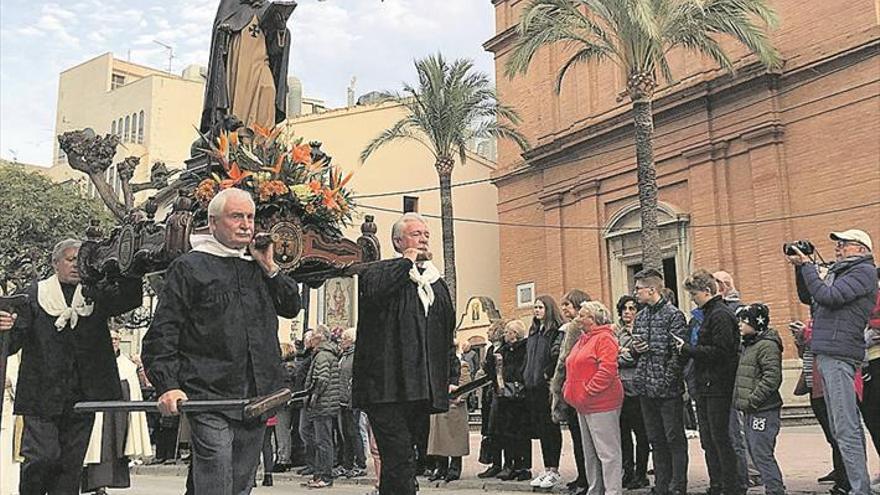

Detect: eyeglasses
835,240,862,249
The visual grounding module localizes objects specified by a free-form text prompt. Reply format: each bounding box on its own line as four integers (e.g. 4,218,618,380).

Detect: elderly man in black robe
352,212,457,495
142,188,302,495
0,239,143,495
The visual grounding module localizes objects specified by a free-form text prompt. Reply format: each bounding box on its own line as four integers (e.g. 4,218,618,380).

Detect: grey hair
51,239,82,265
313,324,332,341
341,327,356,342
580,300,613,326
207,188,254,218
391,212,428,245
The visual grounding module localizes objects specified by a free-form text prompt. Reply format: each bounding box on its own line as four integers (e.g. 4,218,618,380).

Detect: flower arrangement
195,123,356,235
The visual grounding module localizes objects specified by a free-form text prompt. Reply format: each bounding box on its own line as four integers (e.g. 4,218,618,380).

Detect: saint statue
200,0,297,134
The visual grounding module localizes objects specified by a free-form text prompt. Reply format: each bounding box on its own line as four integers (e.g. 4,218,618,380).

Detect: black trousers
620,395,650,478
339,407,366,470
640,396,689,495
19,412,95,495
366,401,430,495
527,388,562,467
812,396,851,490
564,406,588,485
696,396,742,495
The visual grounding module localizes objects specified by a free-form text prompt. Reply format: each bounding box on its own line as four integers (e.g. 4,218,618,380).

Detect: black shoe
428,470,447,482
262,474,274,487
829,484,850,495
298,466,314,476
272,462,291,473
568,477,588,490
514,469,532,482
478,466,503,478
496,467,515,480
626,476,651,489
818,471,836,484
444,471,460,482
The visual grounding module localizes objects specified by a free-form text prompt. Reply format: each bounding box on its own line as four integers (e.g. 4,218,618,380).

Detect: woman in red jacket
563,301,625,495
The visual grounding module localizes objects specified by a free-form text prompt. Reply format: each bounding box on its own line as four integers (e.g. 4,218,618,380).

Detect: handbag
793,371,809,396
498,381,525,400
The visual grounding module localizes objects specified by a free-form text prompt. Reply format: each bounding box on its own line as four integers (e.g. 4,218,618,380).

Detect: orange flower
219,162,252,189
308,180,322,194
269,150,286,175
251,123,271,139
258,180,289,202
291,144,312,165
229,131,239,147
322,188,339,210
195,179,218,203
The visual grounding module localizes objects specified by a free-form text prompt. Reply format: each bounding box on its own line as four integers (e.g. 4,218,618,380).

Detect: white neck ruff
37,274,94,331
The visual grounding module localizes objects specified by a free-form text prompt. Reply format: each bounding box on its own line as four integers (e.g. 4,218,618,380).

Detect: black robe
199,0,294,133
352,258,457,414
10,278,143,416
142,253,302,407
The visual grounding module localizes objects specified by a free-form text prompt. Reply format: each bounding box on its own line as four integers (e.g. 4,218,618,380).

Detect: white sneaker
530,470,548,487
539,471,563,489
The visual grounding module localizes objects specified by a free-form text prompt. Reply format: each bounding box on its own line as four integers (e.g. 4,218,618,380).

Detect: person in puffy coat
733,303,785,495
303,328,341,488
564,301,624,495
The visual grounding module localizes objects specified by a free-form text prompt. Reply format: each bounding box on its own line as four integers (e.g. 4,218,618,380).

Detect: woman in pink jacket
563,301,625,495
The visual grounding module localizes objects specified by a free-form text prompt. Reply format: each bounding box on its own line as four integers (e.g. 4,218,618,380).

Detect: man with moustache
142,188,302,495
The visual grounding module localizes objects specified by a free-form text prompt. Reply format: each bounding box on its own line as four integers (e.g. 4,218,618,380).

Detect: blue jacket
799,254,877,361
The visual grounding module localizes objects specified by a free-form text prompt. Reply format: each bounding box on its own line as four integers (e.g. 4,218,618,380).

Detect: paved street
121,424,879,494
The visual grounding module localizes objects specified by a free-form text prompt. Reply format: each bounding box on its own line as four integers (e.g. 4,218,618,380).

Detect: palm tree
361,53,529,303
506,0,780,272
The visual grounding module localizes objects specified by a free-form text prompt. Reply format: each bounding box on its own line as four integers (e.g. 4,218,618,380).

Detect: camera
783,240,815,256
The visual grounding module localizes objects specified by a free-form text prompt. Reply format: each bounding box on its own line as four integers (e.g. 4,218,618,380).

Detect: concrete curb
131,464,825,494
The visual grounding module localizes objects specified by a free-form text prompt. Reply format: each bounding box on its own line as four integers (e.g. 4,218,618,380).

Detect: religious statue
200,0,297,135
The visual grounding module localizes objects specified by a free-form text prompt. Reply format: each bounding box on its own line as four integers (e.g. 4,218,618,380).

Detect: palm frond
555,43,611,93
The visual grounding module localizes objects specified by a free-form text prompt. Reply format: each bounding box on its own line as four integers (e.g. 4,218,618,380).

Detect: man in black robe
0,239,143,495
352,212,457,495
199,0,295,134
142,188,301,495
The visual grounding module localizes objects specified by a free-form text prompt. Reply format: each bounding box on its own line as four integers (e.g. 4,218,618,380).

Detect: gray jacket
632,298,689,399
616,323,638,396
799,255,877,361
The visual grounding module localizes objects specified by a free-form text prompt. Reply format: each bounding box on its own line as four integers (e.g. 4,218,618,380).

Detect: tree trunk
436,161,457,305
88,172,127,220
632,98,663,274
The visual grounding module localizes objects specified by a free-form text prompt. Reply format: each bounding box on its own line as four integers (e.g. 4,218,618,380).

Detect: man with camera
787,229,877,495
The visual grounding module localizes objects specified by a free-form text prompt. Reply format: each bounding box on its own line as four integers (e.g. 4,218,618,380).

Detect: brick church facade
485,0,880,358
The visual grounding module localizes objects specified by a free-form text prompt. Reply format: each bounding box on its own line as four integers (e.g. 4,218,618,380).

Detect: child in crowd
733,304,785,495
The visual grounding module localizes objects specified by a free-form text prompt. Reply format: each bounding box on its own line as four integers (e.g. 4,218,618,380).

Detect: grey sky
0,0,496,166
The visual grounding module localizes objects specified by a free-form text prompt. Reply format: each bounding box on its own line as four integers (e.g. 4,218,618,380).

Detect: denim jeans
274,405,293,464
744,409,785,495
339,407,366,469
309,415,336,480
640,396,688,494
729,408,760,489
188,412,265,495
816,354,871,495
298,408,315,470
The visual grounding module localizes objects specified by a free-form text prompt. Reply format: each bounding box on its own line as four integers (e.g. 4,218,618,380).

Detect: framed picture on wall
323,277,356,329
516,282,535,308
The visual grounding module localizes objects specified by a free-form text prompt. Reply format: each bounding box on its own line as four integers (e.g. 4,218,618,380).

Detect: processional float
41,0,383,416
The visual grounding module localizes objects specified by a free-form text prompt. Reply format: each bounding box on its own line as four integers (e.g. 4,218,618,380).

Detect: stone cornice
484,26,517,54
741,121,786,147
538,190,564,210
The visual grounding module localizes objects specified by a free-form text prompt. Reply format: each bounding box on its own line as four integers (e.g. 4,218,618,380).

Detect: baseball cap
830,229,873,252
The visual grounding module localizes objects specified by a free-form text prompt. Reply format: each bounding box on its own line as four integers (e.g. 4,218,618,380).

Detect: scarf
37,274,94,331
409,260,441,316
190,233,253,260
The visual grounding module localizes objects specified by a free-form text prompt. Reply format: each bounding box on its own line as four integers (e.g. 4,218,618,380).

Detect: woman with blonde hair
564,301,624,495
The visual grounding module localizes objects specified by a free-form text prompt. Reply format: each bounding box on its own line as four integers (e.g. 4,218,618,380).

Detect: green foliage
0,164,113,293
506,0,781,94
360,53,529,166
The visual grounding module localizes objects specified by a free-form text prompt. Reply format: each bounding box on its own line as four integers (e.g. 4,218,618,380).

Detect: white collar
409,260,441,316
189,234,253,260
37,274,94,331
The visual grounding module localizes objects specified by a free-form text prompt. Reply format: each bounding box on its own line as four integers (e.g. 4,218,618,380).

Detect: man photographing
787,229,877,495
142,188,302,495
